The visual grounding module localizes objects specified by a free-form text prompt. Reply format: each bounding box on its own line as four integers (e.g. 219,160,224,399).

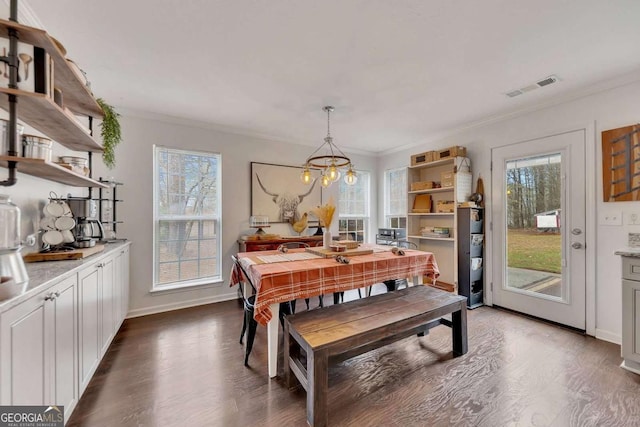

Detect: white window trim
152,145,223,291
384,167,407,228
339,170,371,242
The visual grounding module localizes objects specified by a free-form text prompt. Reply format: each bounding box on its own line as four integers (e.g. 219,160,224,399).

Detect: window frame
384,167,407,229
152,145,223,291
338,170,371,242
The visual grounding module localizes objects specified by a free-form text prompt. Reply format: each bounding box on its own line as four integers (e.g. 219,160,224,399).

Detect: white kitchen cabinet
0,275,78,422
621,256,640,374
113,246,130,330
78,262,101,393
78,254,116,393
100,257,115,356
0,243,130,422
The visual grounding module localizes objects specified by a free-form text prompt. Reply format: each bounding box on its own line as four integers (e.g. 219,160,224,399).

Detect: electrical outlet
599,212,622,226
628,212,640,225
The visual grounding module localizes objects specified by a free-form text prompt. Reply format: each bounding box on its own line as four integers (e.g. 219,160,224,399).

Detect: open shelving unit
407,156,472,292
0,14,105,188
0,18,102,116
0,156,107,187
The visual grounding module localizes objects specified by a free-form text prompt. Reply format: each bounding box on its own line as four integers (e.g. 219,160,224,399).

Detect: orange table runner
234,246,440,325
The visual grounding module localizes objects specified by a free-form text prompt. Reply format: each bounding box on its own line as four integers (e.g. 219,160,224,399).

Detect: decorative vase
323,230,332,249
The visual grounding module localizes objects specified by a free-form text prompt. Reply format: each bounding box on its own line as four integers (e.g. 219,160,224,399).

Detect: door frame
485,122,596,336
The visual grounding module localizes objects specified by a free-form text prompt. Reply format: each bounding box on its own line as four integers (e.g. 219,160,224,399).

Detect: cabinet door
113,251,123,330
0,290,49,405
78,264,101,393
122,246,130,319
622,279,640,363
100,257,115,356
50,275,78,419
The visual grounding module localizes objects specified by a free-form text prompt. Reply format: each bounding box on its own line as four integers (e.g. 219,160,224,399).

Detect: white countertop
0,241,130,313
615,247,640,257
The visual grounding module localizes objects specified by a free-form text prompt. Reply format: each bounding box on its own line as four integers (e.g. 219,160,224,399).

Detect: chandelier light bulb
320,173,331,188
344,167,357,185
300,166,313,184
327,161,341,182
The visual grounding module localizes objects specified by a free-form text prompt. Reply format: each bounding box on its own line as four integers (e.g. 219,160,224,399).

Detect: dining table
234,244,440,378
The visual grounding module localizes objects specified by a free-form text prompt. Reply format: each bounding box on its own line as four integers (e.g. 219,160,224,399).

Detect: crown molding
379,68,640,156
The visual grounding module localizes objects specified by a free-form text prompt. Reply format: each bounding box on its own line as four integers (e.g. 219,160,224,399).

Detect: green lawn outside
507,229,561,274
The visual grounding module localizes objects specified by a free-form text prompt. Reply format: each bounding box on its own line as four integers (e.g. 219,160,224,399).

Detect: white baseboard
125,292,238,319
595,328,621,345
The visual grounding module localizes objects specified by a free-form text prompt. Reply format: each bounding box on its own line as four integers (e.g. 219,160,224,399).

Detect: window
338,171,370,242
385,167,407,229
153,146,222,290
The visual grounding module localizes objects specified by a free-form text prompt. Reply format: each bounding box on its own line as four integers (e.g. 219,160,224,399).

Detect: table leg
267,302,280,378
412,274,420,286
452,302,468,356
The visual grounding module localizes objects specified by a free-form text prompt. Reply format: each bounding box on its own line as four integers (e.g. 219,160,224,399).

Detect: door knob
571,242,583,249
571,228,582,235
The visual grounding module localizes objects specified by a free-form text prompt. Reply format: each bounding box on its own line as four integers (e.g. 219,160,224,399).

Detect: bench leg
307,349,329,427
452,302,468,356
284,321,295,388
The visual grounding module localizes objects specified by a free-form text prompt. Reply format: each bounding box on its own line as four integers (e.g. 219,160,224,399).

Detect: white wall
89,114,378,317
378,77,640,344
3,113,377,317
5,76,638,341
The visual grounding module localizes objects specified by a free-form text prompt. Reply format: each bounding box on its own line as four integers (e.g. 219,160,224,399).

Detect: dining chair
312,240,365,303
232,255,293,367
369,240,420,296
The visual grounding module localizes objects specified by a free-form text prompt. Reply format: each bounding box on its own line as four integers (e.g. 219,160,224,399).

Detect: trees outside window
153,146,222,289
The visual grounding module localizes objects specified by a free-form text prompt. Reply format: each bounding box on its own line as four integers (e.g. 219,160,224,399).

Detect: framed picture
251,162,323,223
602,124,640,201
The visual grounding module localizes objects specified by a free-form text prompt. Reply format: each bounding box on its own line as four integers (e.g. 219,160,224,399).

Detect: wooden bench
284,285,468,427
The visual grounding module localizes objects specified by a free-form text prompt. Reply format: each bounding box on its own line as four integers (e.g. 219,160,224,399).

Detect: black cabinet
457,207,484,308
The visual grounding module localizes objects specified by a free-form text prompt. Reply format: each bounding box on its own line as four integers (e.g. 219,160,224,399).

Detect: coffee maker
67,198,104,248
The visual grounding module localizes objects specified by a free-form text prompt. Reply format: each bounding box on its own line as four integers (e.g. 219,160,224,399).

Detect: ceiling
23,0,640,154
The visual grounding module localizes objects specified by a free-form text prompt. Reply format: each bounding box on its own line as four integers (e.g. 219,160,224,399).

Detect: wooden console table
237,235,323,252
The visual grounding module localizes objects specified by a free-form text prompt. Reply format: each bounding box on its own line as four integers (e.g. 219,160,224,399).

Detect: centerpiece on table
310,197,336,249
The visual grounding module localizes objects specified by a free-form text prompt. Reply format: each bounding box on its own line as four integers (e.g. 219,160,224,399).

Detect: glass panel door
491,129,586,330
505,153,563,299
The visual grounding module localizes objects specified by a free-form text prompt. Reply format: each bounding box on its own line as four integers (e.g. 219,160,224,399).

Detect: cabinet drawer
622,257,640,281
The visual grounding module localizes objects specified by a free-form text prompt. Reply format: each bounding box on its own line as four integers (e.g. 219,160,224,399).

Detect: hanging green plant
97,98,122,169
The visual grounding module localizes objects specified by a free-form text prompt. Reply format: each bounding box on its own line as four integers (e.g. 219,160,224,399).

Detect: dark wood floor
68,288,640,426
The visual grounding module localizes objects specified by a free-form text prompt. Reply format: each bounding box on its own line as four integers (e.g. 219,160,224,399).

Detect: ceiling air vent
505,75,560,98
536,75,558,87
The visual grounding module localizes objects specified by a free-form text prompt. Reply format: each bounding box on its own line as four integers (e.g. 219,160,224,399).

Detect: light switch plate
599,212,622,226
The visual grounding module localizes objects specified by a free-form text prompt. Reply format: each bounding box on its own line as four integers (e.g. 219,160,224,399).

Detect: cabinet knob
44,292,55,301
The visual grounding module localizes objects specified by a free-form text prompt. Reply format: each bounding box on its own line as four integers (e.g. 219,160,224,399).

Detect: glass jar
0,120,25,156
0,194,20,251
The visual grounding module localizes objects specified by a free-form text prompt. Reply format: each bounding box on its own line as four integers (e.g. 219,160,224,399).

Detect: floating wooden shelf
407,235,455,242
0,88,102,152
0,156,108,188
408,157,456,169
409,187,454,194
0,19,103,117
408,212,455,216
